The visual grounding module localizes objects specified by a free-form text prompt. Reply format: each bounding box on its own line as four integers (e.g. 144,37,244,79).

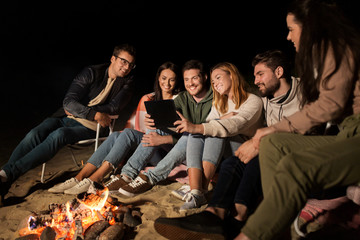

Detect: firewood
98,223,125,240
84,220,110,240
39,227,56,240
15,234,40,240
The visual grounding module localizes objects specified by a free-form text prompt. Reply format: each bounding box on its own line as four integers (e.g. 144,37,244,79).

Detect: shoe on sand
48,177,79,193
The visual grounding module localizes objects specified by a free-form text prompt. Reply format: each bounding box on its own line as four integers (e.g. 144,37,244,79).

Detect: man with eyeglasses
0,43,136,205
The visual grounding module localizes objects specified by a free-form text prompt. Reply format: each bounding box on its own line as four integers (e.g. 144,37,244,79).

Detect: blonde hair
210,62,248,114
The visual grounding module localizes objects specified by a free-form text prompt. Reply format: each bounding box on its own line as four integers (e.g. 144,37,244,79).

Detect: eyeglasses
114,55,136,69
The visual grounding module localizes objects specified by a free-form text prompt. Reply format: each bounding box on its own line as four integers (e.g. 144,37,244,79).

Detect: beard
258,81,280,98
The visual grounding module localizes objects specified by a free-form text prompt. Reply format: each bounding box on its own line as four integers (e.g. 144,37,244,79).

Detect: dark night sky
0,0,358,155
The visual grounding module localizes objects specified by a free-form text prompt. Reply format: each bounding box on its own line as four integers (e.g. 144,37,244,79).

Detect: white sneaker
64,178,93,195
48,177,79,193
179,189,207,212
171,184,191,201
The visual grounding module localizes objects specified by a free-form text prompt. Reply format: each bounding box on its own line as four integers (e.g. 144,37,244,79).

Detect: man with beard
154,50,301,240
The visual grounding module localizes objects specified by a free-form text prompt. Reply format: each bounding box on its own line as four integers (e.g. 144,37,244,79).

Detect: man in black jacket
0,43,136,203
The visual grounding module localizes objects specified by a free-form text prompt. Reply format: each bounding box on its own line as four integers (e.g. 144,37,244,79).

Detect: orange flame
18,187,117,239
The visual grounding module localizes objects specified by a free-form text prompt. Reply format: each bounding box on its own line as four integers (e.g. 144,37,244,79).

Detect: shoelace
64,178,77,185
77,178,91,188
105,175,119,187
182,192,194,202
128,176,146,188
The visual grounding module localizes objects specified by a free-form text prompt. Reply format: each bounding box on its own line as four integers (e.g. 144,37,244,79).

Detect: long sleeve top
272,49,360,134
203,93,264,138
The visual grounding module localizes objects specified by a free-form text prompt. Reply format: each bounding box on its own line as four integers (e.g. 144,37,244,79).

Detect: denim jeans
208,155,263,214
2,117,95,182
87,128,144,168
143,133,189,185
186,134,225,169
120,129,173,180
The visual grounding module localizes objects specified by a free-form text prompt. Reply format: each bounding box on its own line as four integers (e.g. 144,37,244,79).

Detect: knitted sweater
203,93,264,138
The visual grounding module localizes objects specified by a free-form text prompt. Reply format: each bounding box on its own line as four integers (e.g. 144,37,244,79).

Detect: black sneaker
154,211,225,240
118,173,153,197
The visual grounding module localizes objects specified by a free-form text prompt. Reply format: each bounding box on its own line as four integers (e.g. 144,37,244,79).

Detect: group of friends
1,0,360,239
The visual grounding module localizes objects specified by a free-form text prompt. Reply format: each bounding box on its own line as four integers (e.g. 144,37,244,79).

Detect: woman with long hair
48,61,182,194
172,62,263,211
236,0,360,239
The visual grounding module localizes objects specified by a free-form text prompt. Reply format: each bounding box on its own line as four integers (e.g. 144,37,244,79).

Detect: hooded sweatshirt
263,77,301,127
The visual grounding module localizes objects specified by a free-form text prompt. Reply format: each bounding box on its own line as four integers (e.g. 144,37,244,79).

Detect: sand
0,144,206,240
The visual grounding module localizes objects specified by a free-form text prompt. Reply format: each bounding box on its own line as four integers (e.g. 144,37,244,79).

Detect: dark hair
181,59,210,89
113,43,137,61
153,62,182,101
182,60,207,79
252,50,292,83
288,0,360,106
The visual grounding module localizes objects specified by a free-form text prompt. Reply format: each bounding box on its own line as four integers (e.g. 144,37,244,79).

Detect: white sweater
202,93,264,138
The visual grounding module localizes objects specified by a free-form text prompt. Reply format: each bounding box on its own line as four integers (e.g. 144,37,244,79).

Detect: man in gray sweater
154,50,301,240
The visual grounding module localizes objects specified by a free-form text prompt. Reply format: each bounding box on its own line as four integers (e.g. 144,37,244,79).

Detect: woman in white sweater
173,62,264,211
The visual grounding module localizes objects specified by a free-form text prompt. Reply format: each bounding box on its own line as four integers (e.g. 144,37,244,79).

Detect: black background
0,0,358,161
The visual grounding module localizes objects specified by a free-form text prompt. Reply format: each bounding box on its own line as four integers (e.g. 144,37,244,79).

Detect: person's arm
272,49,355,134
63,67,95,120
202,94,264,137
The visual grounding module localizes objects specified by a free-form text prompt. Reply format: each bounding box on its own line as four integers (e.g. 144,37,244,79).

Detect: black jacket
61,63,134,121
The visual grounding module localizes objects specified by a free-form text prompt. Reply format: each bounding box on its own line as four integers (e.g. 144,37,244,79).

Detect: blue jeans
208,156,263,214
87,128,144,168
142,133,189,185
2,117,95,182
120,129,173,180
186,134,225,169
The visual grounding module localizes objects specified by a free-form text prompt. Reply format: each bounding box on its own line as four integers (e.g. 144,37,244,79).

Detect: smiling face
183,69,207,100
211,68,232,97
108,50,135,78
254,62,281,97
159,68,177,95
286,13,302,52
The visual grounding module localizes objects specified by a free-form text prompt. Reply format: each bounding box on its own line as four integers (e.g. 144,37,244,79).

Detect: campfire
17,186,141,240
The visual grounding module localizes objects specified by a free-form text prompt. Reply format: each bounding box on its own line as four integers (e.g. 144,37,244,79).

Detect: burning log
17,188,142,240
84,220,110,240
39,226,56,240
98,223,125,240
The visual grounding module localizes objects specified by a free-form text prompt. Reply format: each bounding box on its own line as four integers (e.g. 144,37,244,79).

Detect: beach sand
0,143,206,240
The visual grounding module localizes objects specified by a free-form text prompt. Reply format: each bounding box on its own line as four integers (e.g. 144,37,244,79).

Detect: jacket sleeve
203,94,264,137
272,49,355,134
63,67,95,120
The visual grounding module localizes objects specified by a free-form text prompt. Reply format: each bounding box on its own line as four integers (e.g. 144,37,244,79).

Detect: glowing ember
18,187,123,239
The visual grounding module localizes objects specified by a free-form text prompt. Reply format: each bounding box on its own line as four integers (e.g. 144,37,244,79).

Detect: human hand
141,132,163,147
144,113,156,130
252,126,276,150
235,139,259,164
174,111,202,134
94,112,111,127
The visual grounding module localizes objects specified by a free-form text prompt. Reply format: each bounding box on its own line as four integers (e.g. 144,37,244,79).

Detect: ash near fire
16,187,142,240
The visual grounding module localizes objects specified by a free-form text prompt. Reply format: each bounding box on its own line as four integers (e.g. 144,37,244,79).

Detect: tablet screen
144,99,180,128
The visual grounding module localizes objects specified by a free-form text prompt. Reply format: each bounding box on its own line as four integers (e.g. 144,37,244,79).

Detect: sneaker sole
154,221,225,240
118,188,137,197
48,188,65,193
170,191,186,201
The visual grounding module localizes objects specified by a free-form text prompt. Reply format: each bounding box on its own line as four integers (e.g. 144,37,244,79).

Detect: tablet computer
144,99,180,129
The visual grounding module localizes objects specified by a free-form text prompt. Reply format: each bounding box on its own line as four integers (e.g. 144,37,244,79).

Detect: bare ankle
205,207,226,220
